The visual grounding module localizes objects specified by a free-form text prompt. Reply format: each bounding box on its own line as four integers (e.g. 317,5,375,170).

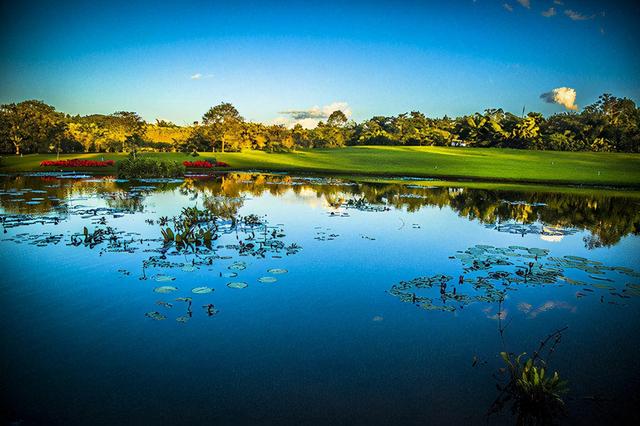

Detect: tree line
1,93,639,155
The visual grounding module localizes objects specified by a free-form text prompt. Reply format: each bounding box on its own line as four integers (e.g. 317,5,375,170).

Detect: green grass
2,146,640,187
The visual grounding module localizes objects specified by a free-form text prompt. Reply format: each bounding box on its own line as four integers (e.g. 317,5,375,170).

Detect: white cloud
564,9,594,21
540,87,578,110
517,0,530,9
503,3,514,12
541,7,556,17
273,102,352,129
190,73,214,80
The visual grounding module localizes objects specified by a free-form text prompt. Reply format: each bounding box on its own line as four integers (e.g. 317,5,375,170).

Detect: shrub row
117,157,185,179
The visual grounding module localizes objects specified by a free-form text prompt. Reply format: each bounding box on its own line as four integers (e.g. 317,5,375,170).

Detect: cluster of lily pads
125,207,298,322
1,180,302,324
143,261,290,322
0,187,55,207
389,244,640,313
342,197,391,212
314,227,340,241
0,192,136,232
484,221,578,238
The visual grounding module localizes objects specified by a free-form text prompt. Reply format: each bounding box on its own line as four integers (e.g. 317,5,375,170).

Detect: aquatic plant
191,286,213,294
70,226,118,248
153,285,178,293
243,214,262,226
489,328,569,425
144,311,167,321
389,244,640,314
227,281,248,289
161,225,214,248
484,221,578,238
160,206,217,249
1,180,304,324
343,197,390,212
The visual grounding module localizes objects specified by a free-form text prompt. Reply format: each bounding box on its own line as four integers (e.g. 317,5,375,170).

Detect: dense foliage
116,156,185,179
1,94,639,154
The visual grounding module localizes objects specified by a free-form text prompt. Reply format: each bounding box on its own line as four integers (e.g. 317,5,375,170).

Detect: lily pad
267,268,288,274
228,262,247,271
258,276,277,283
227,281,248,289
154,274,176,282
592,283,614,290
527,247,549,256
181,265,197,272
145,311,167,320
154,285,178,293
222,272,238,278
176,315,191,323
192,286,214,294
564,255,588,262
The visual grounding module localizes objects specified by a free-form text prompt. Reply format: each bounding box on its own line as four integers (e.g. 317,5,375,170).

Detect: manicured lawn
2,146,640,187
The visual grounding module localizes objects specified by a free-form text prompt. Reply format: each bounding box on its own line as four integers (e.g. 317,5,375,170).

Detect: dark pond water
1,173,639,425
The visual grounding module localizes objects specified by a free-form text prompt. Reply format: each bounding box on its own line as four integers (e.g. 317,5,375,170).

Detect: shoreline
3,169,640,198
2,146,640,189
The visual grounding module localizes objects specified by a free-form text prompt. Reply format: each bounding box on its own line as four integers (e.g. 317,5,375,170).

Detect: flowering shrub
183,160,230,168
183,160,213,168
40,159,115,167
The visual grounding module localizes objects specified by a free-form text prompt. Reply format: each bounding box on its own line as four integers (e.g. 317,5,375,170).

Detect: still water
1,173,639,425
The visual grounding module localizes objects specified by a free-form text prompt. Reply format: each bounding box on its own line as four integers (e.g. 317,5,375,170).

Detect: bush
117,156,185,179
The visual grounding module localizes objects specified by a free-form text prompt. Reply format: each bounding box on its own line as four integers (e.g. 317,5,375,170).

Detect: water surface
1,173,639,425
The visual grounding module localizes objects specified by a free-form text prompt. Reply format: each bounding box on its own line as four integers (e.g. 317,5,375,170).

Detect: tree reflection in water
1,173,638,248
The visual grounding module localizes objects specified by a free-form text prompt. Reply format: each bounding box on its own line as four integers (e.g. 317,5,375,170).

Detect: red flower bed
40,159,115,167
183,161,230,168
183,160,213,168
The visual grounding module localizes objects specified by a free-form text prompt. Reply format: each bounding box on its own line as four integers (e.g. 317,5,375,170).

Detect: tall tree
110,111,146,152
0,100,67,155
327,110,348,127
292,124,311,148
202,102,244,152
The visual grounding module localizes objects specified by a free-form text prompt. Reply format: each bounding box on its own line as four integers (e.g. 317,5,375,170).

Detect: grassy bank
2,146,640,187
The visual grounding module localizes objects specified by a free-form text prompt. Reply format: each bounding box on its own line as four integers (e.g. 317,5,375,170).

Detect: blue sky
1,0,638,125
